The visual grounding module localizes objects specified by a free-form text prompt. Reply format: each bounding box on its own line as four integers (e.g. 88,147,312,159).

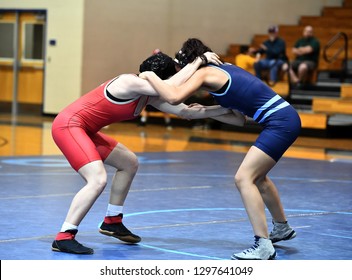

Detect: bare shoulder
201,66,228,89
196,65,225,78
107,74,158,98
109,74,138,90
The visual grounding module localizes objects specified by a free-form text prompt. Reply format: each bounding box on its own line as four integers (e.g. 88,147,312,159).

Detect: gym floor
0,115,351,260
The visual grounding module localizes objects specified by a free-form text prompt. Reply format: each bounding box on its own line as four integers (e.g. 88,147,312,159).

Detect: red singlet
51,76,147,171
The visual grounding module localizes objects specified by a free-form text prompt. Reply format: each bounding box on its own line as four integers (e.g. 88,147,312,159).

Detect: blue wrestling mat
0,151,351,260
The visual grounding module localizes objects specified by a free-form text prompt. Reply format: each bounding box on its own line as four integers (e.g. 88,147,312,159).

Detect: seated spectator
283,25,320,87
254,25,287,84
235,45,259,75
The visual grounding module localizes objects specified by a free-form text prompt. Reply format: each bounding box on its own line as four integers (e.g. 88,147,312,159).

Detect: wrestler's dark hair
174,38,212,68
139,52,177,80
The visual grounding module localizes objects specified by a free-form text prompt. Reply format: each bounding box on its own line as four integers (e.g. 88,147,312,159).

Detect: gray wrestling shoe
269,220,296,243
231,236,276,260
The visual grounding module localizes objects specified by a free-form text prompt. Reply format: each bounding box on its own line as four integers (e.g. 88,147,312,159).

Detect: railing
323,32,349,82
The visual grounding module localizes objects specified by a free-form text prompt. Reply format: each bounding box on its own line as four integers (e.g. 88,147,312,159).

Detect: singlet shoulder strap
104,75,137,104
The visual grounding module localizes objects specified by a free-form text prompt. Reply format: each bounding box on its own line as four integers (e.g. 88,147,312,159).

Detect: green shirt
294,37,320,63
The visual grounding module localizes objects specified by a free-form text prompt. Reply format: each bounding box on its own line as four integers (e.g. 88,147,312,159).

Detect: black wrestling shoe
99,214,141,243
51,229,94,254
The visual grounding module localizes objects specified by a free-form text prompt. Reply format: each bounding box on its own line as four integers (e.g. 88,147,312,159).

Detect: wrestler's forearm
180,105,231,120
211,110,246,126
167,57,203,86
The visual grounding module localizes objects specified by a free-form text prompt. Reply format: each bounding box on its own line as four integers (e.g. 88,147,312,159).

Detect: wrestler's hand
139,71,154,80
203,51,222,66
188,103,204,108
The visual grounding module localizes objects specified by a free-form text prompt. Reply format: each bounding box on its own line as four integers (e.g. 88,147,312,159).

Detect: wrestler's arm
167,52,221,86
187,103,246,126
140,68,208,105
107,52,221,99
148,96,231,120
211,109,246,126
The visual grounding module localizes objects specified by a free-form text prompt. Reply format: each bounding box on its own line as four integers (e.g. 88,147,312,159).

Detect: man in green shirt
284,25,320,86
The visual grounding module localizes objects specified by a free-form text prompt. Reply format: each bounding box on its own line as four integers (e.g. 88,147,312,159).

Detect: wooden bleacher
310,84,352,135
341,84,352,98
313,84,352,115
224,7,352,72
146,1,352,136
220,0,352,134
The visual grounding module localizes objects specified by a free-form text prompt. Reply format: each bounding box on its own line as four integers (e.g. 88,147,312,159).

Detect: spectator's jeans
254,59,284,82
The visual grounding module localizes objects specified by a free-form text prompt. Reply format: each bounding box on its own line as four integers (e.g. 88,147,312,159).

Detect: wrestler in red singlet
52,76,148,171
50,51,228,255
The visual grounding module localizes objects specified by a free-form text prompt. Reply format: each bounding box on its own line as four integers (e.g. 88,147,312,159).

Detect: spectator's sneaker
138,120,146,127
231,236,276,260
165,120,172,130
99,214,141,243
51,229,94,254
269,220,296,243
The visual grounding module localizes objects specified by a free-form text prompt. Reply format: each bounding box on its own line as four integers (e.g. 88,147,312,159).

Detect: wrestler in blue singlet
209,63,301,161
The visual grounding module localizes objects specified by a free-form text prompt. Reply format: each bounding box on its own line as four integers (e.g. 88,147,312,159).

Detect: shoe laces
243,236,261,254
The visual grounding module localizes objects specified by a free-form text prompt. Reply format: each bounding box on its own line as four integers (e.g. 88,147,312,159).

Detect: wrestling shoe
231,236,276,260
269,220,296,243
99,214,141,243
51,229,94,254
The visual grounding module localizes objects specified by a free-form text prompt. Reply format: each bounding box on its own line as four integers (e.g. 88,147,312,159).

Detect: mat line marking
1,208,350,244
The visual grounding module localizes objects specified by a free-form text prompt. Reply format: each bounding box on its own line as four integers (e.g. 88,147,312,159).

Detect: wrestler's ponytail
174,38,212,68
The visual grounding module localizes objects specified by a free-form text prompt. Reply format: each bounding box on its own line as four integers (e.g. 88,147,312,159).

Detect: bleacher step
328,114,352,126
313,98,352,114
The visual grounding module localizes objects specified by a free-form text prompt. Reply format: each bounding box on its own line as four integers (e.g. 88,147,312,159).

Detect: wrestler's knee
84,173,108,196
106,146,139,174
79,163,108,193
234,170,252,190
122,150,139,174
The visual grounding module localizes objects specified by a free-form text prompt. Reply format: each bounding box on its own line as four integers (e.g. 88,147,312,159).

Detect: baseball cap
268,25,279,33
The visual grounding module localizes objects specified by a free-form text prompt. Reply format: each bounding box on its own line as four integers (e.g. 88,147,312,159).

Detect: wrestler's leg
51,125,107,254
104,142,139,205
234,146,276,238
63,160,107,226
97,140,141,243
257,174,297,243
256,175,286,223
232,146,277,260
